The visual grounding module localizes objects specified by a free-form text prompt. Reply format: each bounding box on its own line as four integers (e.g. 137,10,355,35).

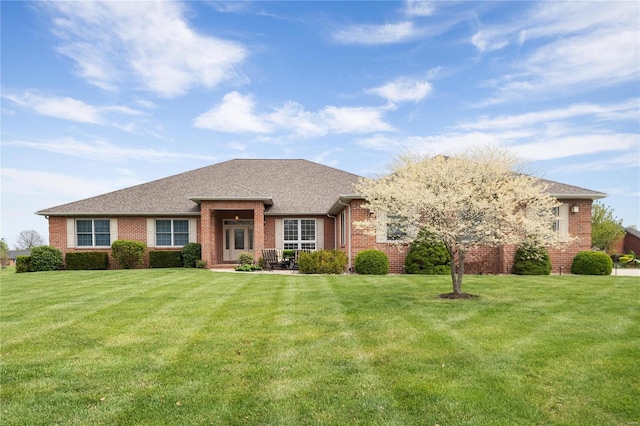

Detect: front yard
1,269,638,425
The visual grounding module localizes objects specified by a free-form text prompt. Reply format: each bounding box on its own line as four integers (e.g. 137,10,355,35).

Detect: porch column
253,204,265,261
200,202,214,267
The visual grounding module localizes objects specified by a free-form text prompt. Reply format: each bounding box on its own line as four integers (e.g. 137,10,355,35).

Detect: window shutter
275,219,283,249
375,211,387,243
558,204,569,239
146,219,155,248
110,219,118,244
316,218,324,249
189,218,197,243
67,218,76,248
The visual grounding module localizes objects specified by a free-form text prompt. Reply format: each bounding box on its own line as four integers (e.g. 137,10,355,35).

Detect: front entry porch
199,200,266,267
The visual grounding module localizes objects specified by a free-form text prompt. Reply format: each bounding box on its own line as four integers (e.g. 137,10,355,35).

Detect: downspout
337,199,352,273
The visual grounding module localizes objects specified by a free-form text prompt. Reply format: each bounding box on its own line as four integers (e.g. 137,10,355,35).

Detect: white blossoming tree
355,147,561,298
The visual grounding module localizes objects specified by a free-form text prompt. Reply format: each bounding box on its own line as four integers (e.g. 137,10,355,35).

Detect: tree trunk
449,248,466,294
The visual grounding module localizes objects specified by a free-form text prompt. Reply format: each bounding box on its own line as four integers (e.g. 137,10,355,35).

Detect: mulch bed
438,292,479,300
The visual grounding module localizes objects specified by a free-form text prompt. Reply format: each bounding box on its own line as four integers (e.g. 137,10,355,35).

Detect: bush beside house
512,240,552,275
298,250,348,274
65,252,109,270
571,251,613,275
354,250,389,275
111,240,146,269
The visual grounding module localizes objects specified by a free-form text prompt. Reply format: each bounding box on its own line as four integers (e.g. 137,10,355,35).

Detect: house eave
188,196,274,206
36,211,201,217
328,194,363,215
551,193,607,200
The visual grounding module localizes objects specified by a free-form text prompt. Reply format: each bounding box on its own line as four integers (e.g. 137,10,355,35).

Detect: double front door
222,220,254,262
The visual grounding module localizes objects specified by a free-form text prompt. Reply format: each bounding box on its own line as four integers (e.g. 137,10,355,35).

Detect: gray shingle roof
37,159,606,217
537,177,607,199
37,159,361,216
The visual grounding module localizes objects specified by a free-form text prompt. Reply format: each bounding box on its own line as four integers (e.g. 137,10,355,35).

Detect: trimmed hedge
181,243,201,268
65,252,109,270
571,251,613,275
298,250,348,274
15,256,31,273
149,251,182,268
512,240,551,275
354,249,389,275
111,240,146,269
30,246,63,272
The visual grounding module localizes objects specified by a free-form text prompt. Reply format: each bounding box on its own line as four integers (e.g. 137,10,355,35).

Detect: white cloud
332,21,420,45
194,92,393,137
551,155,640,174
44,1,246,97
471,2,639,103
403,0,434,17
367,76,432,103
193,92,272,133
458,99,640,131
356,130,638,163
3,92,103,124
4,138,216,163
1,168,140,199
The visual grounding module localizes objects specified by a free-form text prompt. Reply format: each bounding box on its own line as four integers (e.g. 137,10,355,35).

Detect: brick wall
346,198,595,275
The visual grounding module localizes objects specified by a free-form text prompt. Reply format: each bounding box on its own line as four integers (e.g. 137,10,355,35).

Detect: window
376,211,411,243
386,214,407,241
283,219,316,250
76,219,111,247
553,204,569,238
156,219,189,247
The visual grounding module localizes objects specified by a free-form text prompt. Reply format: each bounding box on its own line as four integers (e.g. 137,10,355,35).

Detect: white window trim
67,218,117,248
275,218,324,250
147,218,196,248
283,218,317,250
375,211,412,243
554,203,569,240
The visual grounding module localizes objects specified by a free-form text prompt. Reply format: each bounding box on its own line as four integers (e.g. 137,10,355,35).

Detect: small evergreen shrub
111,240,146,269
234,264,262,272
149,251,182,268
512,239,552,275
237,252,254,266
65,252,109,270
354,249,389,275
298,250,348,274
404,231,451,275
15,256,31,273
181,243,201,268
30,246,63,272
571,251,613,275
195,260,207,269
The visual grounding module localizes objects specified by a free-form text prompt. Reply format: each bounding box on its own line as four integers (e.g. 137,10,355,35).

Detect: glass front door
223,220,253,262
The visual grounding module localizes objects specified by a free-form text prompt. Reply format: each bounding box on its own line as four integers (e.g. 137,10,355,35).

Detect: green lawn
1,269,638,425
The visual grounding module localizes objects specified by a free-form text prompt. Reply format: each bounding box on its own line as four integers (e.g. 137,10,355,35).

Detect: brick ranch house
37,159,606,274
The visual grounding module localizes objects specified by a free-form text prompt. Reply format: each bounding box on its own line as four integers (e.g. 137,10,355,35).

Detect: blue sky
2,1,639,249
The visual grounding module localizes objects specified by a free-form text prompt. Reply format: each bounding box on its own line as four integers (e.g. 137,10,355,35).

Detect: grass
1,269,638,425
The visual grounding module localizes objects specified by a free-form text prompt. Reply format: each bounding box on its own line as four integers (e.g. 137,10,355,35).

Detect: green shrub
571,251,613,275
234,264,263,272
195,260,207,269
65,252,109,270
111,240,146,269
354,249,389,275
512,239,551,275
237,252,254,266
298,250,348,274
29,246,63,272
181,243,201,268
149,251,182,268
15,256,31,273
404,231,451,275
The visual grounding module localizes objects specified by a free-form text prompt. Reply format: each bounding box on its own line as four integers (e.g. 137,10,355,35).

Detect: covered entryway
222,219,254,262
